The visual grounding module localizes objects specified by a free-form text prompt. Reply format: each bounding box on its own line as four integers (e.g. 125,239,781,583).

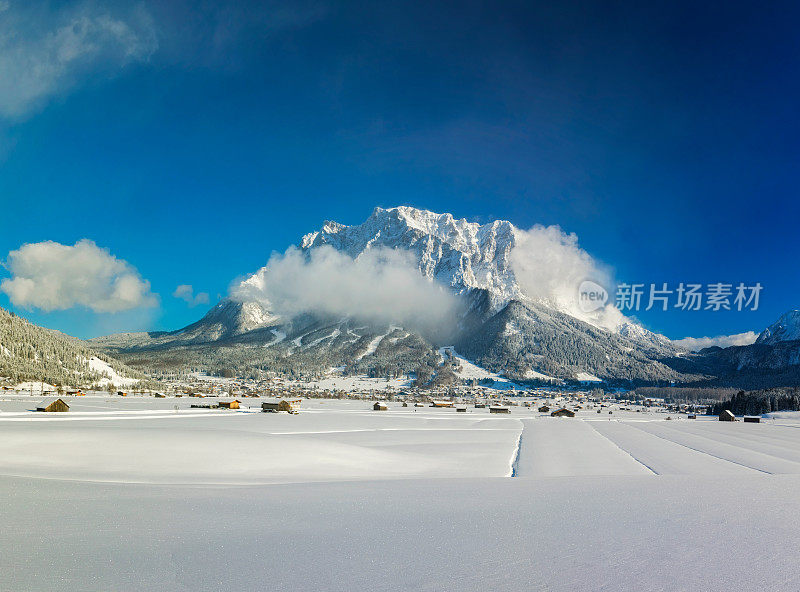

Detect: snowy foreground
2,398,800,591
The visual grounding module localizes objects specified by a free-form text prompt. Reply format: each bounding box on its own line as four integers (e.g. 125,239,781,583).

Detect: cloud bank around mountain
510,224,624,330
231,245,458,334
673,331,759,352
1,239,157,313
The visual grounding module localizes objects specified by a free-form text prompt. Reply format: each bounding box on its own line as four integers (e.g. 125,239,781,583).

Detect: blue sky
1,0,798,340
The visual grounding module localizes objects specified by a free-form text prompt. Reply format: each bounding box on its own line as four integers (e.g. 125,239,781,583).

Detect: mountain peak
756,309,800,345
297,206,521,304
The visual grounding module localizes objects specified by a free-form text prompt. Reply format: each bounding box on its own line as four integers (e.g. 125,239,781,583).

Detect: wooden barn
280,399,301,413
538,405,550,413
489,406,510,414
262,399,300,414
456,406,467,413
218,400,241,409
373,401,388,411
719,410,737,422
36,399,69,412
743,416,761,423
431,400,454,408
551,408,575,418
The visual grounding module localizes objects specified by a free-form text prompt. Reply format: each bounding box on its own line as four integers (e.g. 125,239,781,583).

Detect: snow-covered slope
757,310,800,344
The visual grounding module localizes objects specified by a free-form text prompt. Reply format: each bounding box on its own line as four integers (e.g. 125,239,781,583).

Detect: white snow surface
3,399,800,591
355,331,388,361
438,346,523,388
269,328,286,343
87,356,139,386
576,371,602,382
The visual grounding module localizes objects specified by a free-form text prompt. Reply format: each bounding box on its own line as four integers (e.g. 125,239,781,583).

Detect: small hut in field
743,416,761,423
719,410,736,422
36,399,69,412
218,400,241,409
489,406,510,414
279,399,300,413
262,399,300,413
551,408,575,418
431,400,454,408
538,405,550,413
373,401,388,411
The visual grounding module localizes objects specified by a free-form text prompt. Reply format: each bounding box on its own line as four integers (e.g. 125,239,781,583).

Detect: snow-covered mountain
94,206,689,383
756,310,800,345
236,206,669,340
300,206,521,309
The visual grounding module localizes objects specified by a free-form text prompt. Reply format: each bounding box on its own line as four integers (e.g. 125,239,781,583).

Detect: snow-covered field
2,397,800,591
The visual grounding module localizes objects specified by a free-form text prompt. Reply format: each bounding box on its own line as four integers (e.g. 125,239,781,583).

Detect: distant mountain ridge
660,309,800,389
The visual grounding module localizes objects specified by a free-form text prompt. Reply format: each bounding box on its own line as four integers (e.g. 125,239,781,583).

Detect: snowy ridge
298,206,522,308
757,310,800,345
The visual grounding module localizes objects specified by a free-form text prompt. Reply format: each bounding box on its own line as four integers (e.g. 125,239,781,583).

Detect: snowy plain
2,396,800,591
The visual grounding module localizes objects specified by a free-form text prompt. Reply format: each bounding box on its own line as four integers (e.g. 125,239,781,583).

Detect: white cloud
673,332,759,352
231,246,458,335
510,225,624,330
173,284,209,307
1,239,157,313
0,2,157,120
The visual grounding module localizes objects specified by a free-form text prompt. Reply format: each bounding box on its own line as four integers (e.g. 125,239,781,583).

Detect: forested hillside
0,307,145,388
